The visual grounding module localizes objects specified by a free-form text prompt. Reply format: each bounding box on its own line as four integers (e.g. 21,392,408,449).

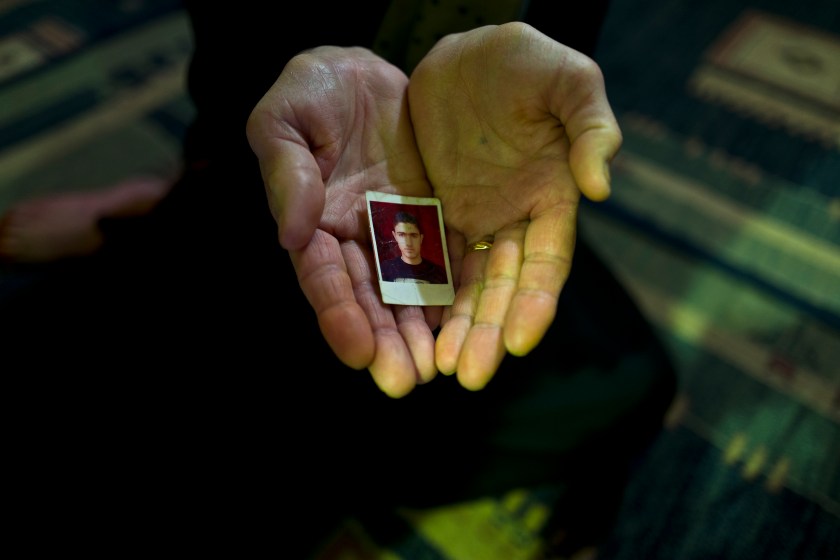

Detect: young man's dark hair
393,210,419,230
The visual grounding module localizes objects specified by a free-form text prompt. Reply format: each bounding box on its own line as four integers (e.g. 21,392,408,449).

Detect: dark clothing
380,256,448,284
2,1,675,557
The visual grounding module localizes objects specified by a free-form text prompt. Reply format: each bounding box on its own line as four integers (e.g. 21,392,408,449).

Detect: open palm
247,47,441,398
408,23,623,390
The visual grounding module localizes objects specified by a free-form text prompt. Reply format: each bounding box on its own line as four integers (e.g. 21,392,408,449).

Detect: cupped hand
408,22,623,390
246,46,441,398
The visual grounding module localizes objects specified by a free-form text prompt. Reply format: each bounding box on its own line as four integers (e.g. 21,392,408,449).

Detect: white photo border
366,191,455,306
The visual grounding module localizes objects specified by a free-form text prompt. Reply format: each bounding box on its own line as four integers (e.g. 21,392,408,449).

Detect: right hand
246,47,441,398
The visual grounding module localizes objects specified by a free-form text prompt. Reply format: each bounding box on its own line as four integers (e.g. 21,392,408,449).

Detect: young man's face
393,222,423,264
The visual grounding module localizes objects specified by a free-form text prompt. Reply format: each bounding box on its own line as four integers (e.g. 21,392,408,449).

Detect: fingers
345,243,438,398
437,226,525,390
437,207,574,390
291,231,375,370
458,229,522,390
364,304,437,398
396,305,439,384
291,232,437,398
436,247,488,376
365,321,423,399
504,204,576,355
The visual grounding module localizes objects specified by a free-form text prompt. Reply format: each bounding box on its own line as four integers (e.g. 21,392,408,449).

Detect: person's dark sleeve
180,1,390,165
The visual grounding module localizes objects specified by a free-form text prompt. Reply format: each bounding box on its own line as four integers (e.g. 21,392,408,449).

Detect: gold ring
468,240,494,251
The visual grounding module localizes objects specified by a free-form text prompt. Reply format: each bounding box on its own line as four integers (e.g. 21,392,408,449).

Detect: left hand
408,23,623,390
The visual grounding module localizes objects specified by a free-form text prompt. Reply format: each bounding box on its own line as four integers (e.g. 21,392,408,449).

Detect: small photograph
366,191,455,306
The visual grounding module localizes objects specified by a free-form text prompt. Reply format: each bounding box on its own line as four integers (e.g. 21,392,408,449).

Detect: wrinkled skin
409,23,622,390
246,23,622,397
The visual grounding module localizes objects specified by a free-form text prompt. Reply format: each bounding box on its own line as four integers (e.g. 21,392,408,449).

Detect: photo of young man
380,209,448,284
366,192,454,306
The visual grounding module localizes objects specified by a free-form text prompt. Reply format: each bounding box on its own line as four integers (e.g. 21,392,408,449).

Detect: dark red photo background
370,201,446,268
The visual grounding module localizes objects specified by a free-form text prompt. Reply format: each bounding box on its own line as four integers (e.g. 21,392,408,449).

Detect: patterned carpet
1,1,838,558
0,0,191,213
584,1,840,558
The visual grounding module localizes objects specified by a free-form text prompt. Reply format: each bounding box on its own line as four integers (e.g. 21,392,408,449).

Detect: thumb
257,140,326,251
569,125,622,202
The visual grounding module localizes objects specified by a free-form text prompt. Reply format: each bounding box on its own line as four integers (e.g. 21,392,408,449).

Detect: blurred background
1,0,837,558
0,0,191,212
